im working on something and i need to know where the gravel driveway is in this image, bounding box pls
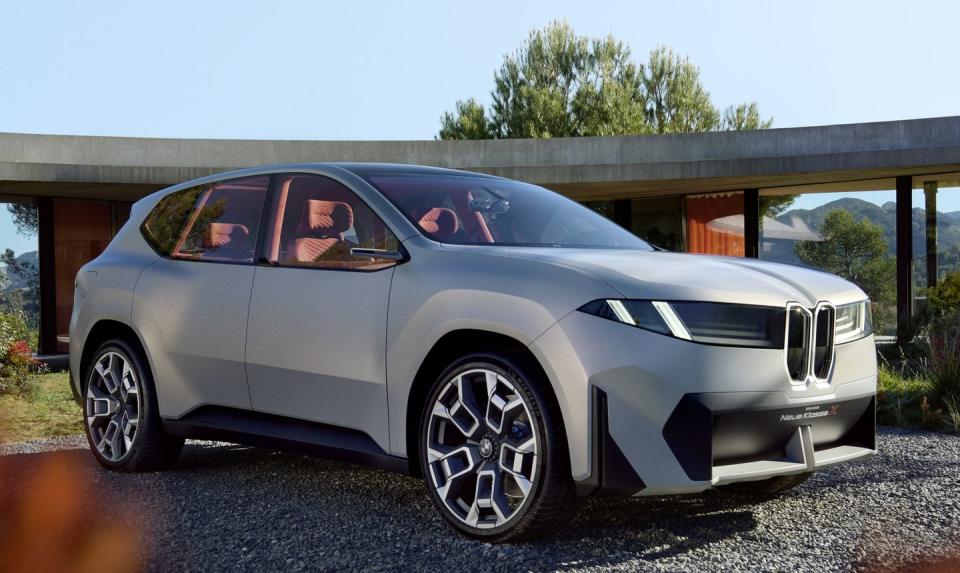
[2,427,959,572]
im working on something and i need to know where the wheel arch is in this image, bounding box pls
[79,320,150,395]
[404,328,562,476]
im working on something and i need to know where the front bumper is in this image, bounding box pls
[530,310,878,496]
[663,392,875,486]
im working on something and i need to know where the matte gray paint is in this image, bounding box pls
[532,310,876,487]
[70,164,878,494]
[245,265,395,452]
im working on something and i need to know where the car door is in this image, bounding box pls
[244,172,403,452]
[134,175,270,417]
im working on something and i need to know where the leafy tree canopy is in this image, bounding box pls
[795,209,896,312]
[439,20,772,139]
[7,203,38,237]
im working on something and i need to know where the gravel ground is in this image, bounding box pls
[2,427,959,572]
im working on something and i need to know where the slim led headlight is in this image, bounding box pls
[833,300,873,344]
[578,299,787,349]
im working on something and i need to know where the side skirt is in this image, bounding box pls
[162,406,409,475]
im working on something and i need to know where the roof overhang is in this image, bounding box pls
[1,116,958,201]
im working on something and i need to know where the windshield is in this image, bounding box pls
[363,173,652,250]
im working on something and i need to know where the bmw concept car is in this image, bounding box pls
[71,164,877,541]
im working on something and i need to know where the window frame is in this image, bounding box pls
[359,171,653,250]
[256,171,408,273]
[140,174,273,267]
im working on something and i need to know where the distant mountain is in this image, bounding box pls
[767,198,960,268]
[0,250,38,292]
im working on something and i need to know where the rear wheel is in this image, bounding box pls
[718,472,812,496]
[419,352,577,542]
[83,339,183,471]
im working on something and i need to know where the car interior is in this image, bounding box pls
[173,177,268,262]
[264,174,398,270]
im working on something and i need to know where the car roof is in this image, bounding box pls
[335,163,504,180]
[135,162,507,239]
[179,162,507,186]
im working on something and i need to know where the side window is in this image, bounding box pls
[142,175,269,263]
[264,173,400,271]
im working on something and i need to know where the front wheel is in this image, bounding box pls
[83,339,183,471]
[419,352,577,542]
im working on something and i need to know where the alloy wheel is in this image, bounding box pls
[426,368,539,529]
[85,351,141,462]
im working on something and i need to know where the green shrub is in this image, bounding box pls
[0,311,46,397]
[876,364,941,429]
[927,312,960,405]
[944,396,960,433]
[928,270,960,316]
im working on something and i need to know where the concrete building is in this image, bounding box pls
[2,115,959,354]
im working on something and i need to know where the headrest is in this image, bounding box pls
[418,208,459,240]
[203,223,249,248]
[296,200,354,237]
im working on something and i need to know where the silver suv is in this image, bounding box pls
[71,164,877,542]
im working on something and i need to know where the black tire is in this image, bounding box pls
[419,351,578,542]
[82,339,183,472]
[717,472,812,496]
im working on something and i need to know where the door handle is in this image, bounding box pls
[350,248,405,261]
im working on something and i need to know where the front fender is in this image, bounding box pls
[384,239,620,459]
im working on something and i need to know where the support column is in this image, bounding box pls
[924,181,938,289]
[895,176,913,344]
[37,197,57,356]
[743,189,760,258]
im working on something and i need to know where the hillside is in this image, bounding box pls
[767,198,960,268]
[0,250,38,292]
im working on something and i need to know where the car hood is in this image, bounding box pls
[491,248,868,308]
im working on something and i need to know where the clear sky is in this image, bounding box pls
[0,211,35,256]
[0,0,957,243]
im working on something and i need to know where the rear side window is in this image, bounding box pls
[142,175,269,263]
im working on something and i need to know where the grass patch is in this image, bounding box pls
[0,371,82,443]
[877,365,952,431]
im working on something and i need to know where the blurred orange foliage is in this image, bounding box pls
[0,450,142,573]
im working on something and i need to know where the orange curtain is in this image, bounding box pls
[685,192,745,256]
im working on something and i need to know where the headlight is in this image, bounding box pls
[578,299,786,348]
[834,300,872,344]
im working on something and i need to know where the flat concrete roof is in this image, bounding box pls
[1,116,959,202]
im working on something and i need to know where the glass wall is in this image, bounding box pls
[686,192,745,256]
[913,177,960,316]
[0,200,40,349]
[629,196,684,251]
[759,185,898,337]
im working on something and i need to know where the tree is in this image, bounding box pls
[438,99,492,140]
[722,102,774,131]
[643,46,718,134]
[7,203,38,237]
[795,209,896,329]
[438,21,772,140]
